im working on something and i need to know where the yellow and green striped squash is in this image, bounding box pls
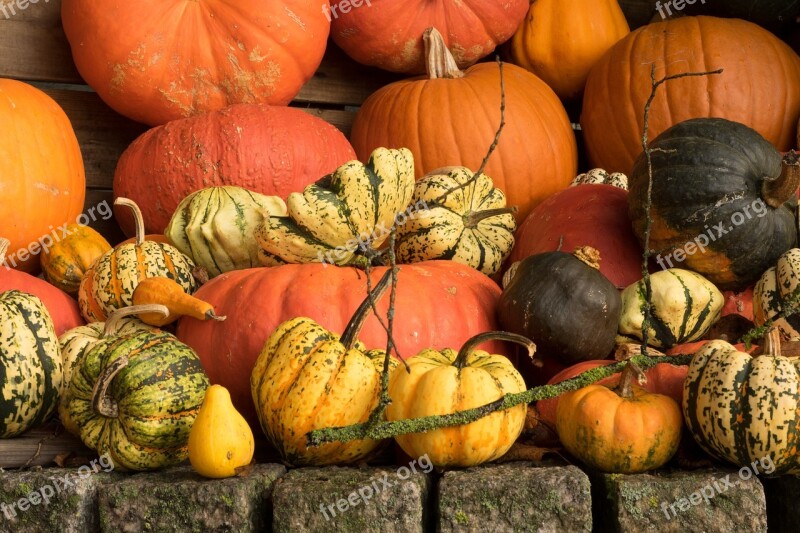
[754,248,800,340]
[255,147,415,266]
[619,268,723,348]
[683,339,800,474]
[0,290,63,438]
[251,316,396,466]
[165,186,287,277]
[395,166,516,275]
[65,329,209,471]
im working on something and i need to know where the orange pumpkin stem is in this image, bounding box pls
[92,355,129,418]
[423,28,465,80]
[114,197,146,245]
[616,362,647,399]
[454,332,536,370]
[573,246,601,270]
[0,237,9,264]
[102,304,169,336]
[763,150,800,209]
[340,269,393,350]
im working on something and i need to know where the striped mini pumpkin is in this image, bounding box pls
[78,198,196,323]
[65,329,209,471]
[619,268,723,348]
[0,290,63,438]
[683,337,800,474]
[754,248,800,340]
[395,167,516,276]
[165,186,286,277]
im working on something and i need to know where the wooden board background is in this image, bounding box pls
[0,0,795,244]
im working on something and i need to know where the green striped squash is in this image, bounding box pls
[0,290,63,438]
[255,147,415,266]
[78,198,197,323]
[754,248,800,340]
[395,167,516,276]
[619,268,723,348]
[683,338,800,474]
[165,186,286,277]
[65,329,209,471]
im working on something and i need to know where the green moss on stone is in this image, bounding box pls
[455,510,470,525]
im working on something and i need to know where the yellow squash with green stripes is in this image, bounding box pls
[754,248,800,340]
[64,327,209,471]
[250,271,398,465]
[683,332,800,474]
[619,268,723,348]
[0,290,63,438]
[165,186,287,277]
[255,147,415,267]
[395,167,516,276]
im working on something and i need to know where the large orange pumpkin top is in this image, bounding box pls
[0,79,85,273]
[581,16,800,173]
[61,0,330,126]
[330,0,529,74]
[351,28,578,223]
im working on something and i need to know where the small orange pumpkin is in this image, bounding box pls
[132,277,225,326]
[40,224,111,296]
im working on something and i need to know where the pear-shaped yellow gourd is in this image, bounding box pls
[188,385,254,478]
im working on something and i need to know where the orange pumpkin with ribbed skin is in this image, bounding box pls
[0,79,85,273]
[330,1,528,74]
[581,16,800,173]
[0,238,84,336]
[114,104,356,236]
[537,360,687,428]
[556,365,682,473]
[40,225,111,296]
[351,28,577,223]
[508,0,629,100]
[61,0,330,126]
[176,261,504,427]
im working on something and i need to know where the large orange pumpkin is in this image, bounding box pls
[508,0,630,100]
[176,261,504,426]
[330,1,528,74]
[350,28,578,223]
[581,16,800,173]
[61,0,330,126]
[113,104,356,236]
[0,79,85,273]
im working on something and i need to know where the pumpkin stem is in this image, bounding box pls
[616,362,646,399]
[103,304,169,336]
[91,355,129,418]
[762,150,800,209]
[114,197,146,245]
[340,269,393,350]
[573,246,601,270]
[502,261,521,289]
[465,206,518,228]
[0,238,8,265]
[423,27,465,80]
[762,327,782,357]
[454,332,536,370]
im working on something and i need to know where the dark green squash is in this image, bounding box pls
[628,118,799,291]
[498,246,622,365]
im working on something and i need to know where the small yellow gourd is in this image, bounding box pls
[188,385,255,479]
[132,276,225,326]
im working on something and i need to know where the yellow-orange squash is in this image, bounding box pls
[387,332,531,467]
[132,277,225,327]
[557,364,682,473]
[509,0,630,100]
[40,224,111,296]
[189,385,254,479]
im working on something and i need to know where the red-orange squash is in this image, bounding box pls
[61,0,330,126]
[176,261,504,426]
[0,79,85,273]
[536,360,688,427]
[581,16,800,173]
[351,28,577,223]
[508,184,642,289]
[113,104,356,236]
[331,1,529,74]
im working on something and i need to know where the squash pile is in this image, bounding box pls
[4,0,800,484]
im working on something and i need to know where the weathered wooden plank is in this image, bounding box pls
[83,188,124,244]
[0,421,93,469]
